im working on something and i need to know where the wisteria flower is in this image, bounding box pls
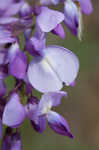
[27,46,79,93]
[25,91,74,138]
[8,43,27,79]
[2,93,26,128]
[36,7,64,32]
[0,0,93,149]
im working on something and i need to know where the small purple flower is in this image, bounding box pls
[10,132,22,150]
[52,24,66,39]
[1,128,12,150]
[0,0,24,17]
[8,43,27,79]
[2,93,26,128]
[25,24,46,56]
[64,0,80,37]
[27,46,79,93]
[19,2,32,18]
[0,48,8,65]
[26,36,46,56]
[79,0,93,15]
[36,7,64,32]
[25,97,46,133]
[2,128,22,150]
[0,26,16,45]
[36,91,74,138]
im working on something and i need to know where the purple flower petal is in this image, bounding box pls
[11,132,22,150]
[28,46,79,92]
[0,26,16,45]
[27,56,62,93]
[0,49,8,65]
[0,17,19,25]
[38,91,67,115]
[8,43,27,79]
[44,46,79,86]
[26,36,46,56]
[36,7,64,32]
[0,80,6,97]
[47,110,74,138]
[25,98,38,121]
[64,0,79,35]
[40,0,60,5]
[25,97,46,133]
[1,128,12,150]
[52,24,66,39]
[80,0,93,15]
[0,0,24,17]
[0,119,2,138]
[31,115,47,133]
[19,2,32,17]
[24,28,32,41]
[2,93,26,128]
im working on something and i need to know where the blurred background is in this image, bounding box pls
[3,0,99,150]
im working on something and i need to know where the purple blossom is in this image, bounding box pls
[0,0,23,17]
[64,0,80,37]
[52,24,66,39]
[79,0,93,15]
[8,43,27,79]
[19,2,32,17]
[36,91,74,138]
[1,128,22,150]
[27,46,79,93]
[25,96,46,133]
[36,7,64,32]
[2,93,26,128]
[0,0,93,148]
[0,26,16,45]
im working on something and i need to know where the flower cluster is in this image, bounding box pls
[0,0,93,149]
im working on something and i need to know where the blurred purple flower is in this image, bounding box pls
[2,128,22,150]
[79,0,93,15]
[0,0,23,17]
